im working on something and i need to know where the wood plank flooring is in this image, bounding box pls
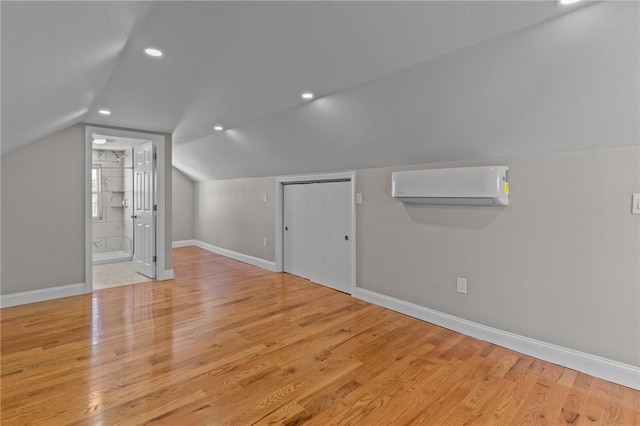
[2,246,639,425]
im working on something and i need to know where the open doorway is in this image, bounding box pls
[84,126,171,292]
[91,134,149,289]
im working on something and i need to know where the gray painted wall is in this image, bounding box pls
[356,147,640,366]
[193,147,640,366]
[1,124,173,295]
[1,125,86,294]
[172,167,195,241]
[195,177,275,261]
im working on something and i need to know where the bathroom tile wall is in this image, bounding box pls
[123,149,134,255]
[92,150,131,254]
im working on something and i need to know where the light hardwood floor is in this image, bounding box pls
[2,247,639,425]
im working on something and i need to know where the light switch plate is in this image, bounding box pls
[633,194,640,215]
[356,193,363,204]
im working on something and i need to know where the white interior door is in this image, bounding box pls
[283,183,309,279]
[283,180,352,293]
[307,181,352,293]
[133,141,155,278]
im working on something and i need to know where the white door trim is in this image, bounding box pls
[84,126,168,293]
[275,171,357,295]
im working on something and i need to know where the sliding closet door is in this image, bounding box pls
[283,183,310,279]
[283,181,352,294]
[307,181,352,293]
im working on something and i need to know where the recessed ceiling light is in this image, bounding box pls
[558,0,581,5]
[144,48,163,57]
[93,138,107,145]
[301,92,314,100]
[98,109,111,115]
[213,125,224,132]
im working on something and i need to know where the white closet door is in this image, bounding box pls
[283,180,352,294]
[307,181,352,293]
[283,183,310,279]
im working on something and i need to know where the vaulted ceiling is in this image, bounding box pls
[2,1,602,180]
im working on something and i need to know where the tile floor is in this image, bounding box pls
[93,261,153,290]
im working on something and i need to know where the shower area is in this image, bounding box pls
[92,148,134,265]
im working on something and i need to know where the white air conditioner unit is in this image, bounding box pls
[391,166,509,206]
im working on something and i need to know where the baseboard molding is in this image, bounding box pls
[157,269,175,280]
[194,240,277,272]
[353,287,640,391]
[1,283,86,309]
[172,239,276,272]
[172,240,198,248]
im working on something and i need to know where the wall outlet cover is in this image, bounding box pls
[456,277,467,294]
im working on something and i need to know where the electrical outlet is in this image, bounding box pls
[263,238,268,247]
[456,277,467,294]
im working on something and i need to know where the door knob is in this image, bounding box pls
[131,215,138,219]
[344,235,349,241]
[285,226,288,231]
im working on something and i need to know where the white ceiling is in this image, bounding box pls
[2,1,590,180]
[91,134,150,151]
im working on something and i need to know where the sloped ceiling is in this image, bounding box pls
[2,1,594,180]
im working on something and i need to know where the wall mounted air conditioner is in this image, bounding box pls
[391,166,509,206]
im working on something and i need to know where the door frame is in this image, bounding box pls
[274,171,356,295]
[84,125,169,293]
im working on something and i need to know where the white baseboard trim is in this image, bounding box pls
[195,240,277,272]
[157,269,175,280]
[1,283,86,309]
[353,287,640,390]
[172,240,198,248]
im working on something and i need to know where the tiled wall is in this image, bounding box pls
[123,149,134,254]
[92,150,133,255]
